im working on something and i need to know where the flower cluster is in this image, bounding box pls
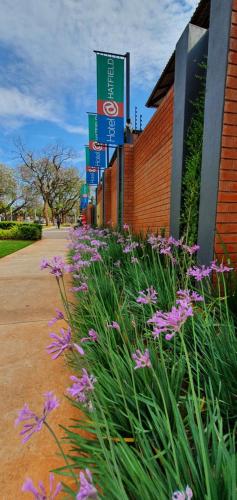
[67,369,96,410]
[47,327,84,359]
[123,241,139,253]
[132,349,151,369]
[81,329,98,343]
[40,256,67,278]
[136,286,158,305]
[76,469,98,500]
[107,321,120,330]
[172,485,193,500]
[15,392,59,443]
[22,473,62,499]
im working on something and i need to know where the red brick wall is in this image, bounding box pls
[104,168,111,225]
[97,183,103,226]
[132,86,174,234]
[215,0,237,264]
[110,159,117,227]
[86,204,94,225]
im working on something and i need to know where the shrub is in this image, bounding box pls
[0,221,42,240]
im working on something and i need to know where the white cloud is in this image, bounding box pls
[0,86,87,134]
[0,0,200,129]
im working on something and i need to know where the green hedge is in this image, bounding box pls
[0,221,42,240]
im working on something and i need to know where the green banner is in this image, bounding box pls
[97,54,124,102]
[88,114,97,141]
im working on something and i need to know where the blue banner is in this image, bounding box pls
[97,115,124,146]
[85,146,99,185]
[88,114,106,168]
[86,167,98,185]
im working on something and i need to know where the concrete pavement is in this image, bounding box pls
[0,228,81,499]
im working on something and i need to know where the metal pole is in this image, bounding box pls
[107,146,109,168]
[125,52,132,144]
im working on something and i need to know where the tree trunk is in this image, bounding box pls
[43,200,50,226]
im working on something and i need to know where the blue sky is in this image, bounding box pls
[0,0,199,178]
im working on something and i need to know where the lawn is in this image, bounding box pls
[0,240,34,258]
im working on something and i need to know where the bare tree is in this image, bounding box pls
[16,140,80,225]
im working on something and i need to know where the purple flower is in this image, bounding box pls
[70,283,89,293]
[48,308,64,327]
[114,260,121,267]
[123,241,139,253]
[131,256,139,264]
[15,392,59,443]
[136,287,158,305]
[40,256,66,278]
[187,265,212,281]
[74,260,91,270]
[107,321,120,330]
[90,253,102,262]
[22,473,62,499]
[67,369,96,409]
[211,260,233,273]
[168,236,182,247]
[47,327,84,359]
[172,485,193,500]
[148,302,193,341]
[182,244,200,255]
[132,349,151,369]
[76,469,98,500]
[176,290,204,307]
[81,329,98,343]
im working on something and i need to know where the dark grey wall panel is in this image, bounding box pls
[197,0,232,264]
[170,23,208,238]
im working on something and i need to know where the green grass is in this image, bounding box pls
[0,240,34,258]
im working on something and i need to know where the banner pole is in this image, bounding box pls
[107,146,109,168]
[125,52,132,144]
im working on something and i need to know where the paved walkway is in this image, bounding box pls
[0,228,80,499]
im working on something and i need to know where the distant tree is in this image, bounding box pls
[16,141,81,225]
[51,167,82,221]
[0,163,35,219]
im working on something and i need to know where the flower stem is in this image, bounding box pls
[44,421,78,484]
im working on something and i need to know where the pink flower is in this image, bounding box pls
[123,241,139,253]
[48,308,64,327]
[172,485,193,500]
[76,469,98,500]
[187,265,212,281]
[107,321,120,330]
[136,287,158,305]
[22,473,62,499]
[81,329,98,343]
[40,256,67,277]
[182,244,200,255]
[176,290,203,307]
[123,223,129,230]
[70,283,89,293]
[15,392,59,443]
[211,260,233,273]
[90,253,102,262]
[148,301,193,341]
[132,349,151,369]
[47,327,84,359]
[67,369,96,409]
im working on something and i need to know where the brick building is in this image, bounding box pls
[95,0,237,265]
